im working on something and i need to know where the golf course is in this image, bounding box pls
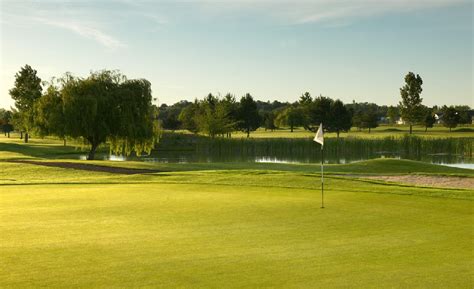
[1,135,473,288]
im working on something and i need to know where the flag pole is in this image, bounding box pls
[313,122,325,209]
[321,143,324,209]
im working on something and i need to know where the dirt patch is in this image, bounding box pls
[360,175,474,189]
[8,160,160,175]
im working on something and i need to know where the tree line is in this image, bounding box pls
[157,72,471,136]
[2,67,472,159]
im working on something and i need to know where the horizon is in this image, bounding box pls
[1,0,472,109]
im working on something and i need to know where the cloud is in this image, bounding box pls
[32,17,125,50]
[196,0,469,25]
[1,1,126,50]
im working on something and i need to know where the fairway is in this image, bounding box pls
[1,154,473,288]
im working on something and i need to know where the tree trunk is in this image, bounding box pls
[246,129,250,138]
[24,132,29,143]
[87,143,99,160]
[7,132,10,138]
[290,125,294,132]
[425,127,427,132]
[20,131,23,139]
[63,138,67,146]
[409,125,413,134]
[337,131,340,138]
[449,127,452,132]
[368,128,371,133]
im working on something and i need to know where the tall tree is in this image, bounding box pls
[352,110,364,131]
[35,81,67,145]
[237,93,260,138]
[386,106,399,125]
[262,111,277,131]
[362,109,378,133]
[221,93,238,137]
[275,105,305,132]
[441,106,460,132]
[327,100,352,138]
[178,102,199,133]
[399,72,423,134]
[61,70,159,160]
[9,64,42,143]
[0,109,13,137]
[422,106,436,132]
[310,95,333,130]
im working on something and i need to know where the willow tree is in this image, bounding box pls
[35,82,67,145]
[61,70,159,160]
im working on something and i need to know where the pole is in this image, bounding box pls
[321,145,324,208]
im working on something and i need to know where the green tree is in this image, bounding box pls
[61,70,158,160]
[352,110,363,131]
[441,106,460,132]
[454,105,471,124]
[309,95,333,131]
[221,93,238,137]
[275,105,305,132]
[262,111,277,131]
[327,100,352,138]
[35,81,67,145]
[386,106,399,125]
[237,93,260,138]
[9,64,43,143]
[194,95,235,138]
[362,109,378,133]
[399,72,423,134]
[422,106,436,132]
[0,109,14,137]
[178,102,199,133]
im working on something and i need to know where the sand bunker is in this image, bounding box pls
[362,175,473,189]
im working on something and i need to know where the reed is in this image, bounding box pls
[154,133,473,164]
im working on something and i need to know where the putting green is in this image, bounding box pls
[1,167,473,288]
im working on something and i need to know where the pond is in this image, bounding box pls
[99,134,473,169]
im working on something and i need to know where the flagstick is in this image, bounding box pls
[321,145,324,209]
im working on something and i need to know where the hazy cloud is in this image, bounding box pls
[33,17,125,49]
[195,0,469,25]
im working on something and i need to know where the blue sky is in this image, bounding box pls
[1,0,472,109]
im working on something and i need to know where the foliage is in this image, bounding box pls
[8,64,43,142]
[422,106,436,132]
[275,105,305,132]
[399,72,424,134]
[178,103,200,133]
[0,109,14,136]
[386,106,399,124]
[237,93,261,137]
[326,100,352,137]
[262,111,277,131]
[35,81,66,141]
[441,106,460,131]
[361,108,379,133]
[60,70,159,159]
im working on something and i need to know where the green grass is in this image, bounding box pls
[229,124,474,139]
[1,138,473,288]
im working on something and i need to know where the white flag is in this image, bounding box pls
[313,123,324,147]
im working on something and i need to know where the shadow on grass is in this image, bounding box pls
[0,142,99,159]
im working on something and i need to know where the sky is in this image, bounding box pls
[0,0,472,109]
